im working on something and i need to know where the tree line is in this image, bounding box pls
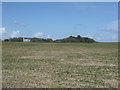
[3,35,96,43]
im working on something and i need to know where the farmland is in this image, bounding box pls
[2,42,118,88]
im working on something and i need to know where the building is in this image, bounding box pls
[23,38,31,42]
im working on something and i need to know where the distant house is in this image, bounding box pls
[23,38,31,42]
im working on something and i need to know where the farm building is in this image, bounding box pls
[23,38,31,42]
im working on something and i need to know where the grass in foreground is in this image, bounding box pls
[2,42,118,88]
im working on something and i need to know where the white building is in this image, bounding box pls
[23,38,31,42]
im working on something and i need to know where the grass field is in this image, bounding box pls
[2,42,118,88]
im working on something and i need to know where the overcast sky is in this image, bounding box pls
[1,2,118,42]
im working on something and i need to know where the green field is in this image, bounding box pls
[2,42,118,88]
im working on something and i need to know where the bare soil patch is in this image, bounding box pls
[20,56,55,59]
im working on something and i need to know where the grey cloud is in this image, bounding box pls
[12,21,27,27]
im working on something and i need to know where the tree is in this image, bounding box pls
[77,35,81,38]
[69,36,73,38]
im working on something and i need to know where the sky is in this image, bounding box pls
[1,2,118,42]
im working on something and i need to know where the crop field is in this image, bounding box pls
[2,42,118,88]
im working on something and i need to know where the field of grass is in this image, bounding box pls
[2,42,118,88]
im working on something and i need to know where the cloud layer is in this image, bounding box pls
[1,20,118,42]
[0,27,6,39]
[34,32,43,38]
[10,30,20,38]
[0,27,5,34]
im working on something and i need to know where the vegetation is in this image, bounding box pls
[2,42,118,88]
[3,35,96,43]
[54,35,95,43]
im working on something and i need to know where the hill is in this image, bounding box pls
[3,35,96,43]
[54,35,95,43]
